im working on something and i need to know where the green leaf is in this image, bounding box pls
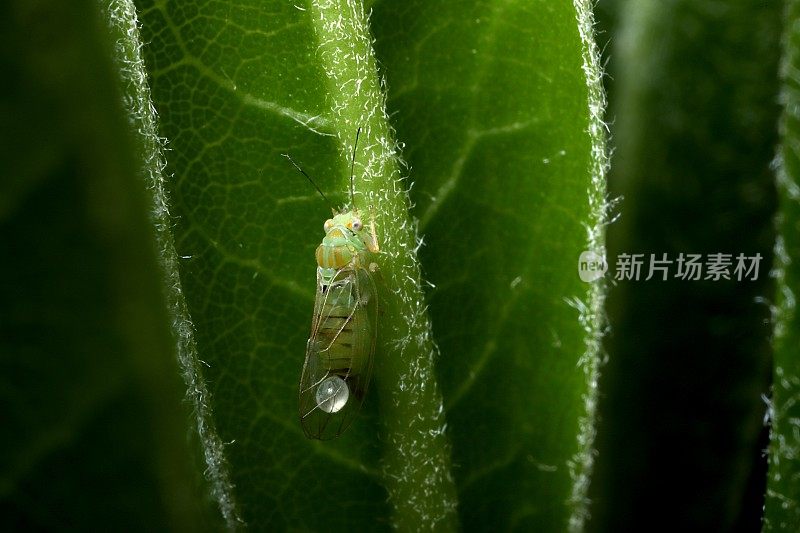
[0,0,207,529]
[371,2,608,530]
[591,1,781,530]
[129,0,607,529]
[764,1,800,529]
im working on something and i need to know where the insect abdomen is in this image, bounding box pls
[314,282,370,377]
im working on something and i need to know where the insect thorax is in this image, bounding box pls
[315,217,371,273]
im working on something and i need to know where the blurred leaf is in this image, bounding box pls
[764,1,800,530]
[0,0,206,530]
[133,0,607,529]
[592,1,781,531]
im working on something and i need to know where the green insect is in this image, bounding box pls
[284,130,379,440]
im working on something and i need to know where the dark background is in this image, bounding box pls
[591,1,781,531]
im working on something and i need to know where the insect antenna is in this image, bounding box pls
[349,127,361,208]
[282,153,333,209]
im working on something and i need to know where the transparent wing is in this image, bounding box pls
[298,265,377,440]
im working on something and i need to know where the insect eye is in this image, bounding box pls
[351,218,362,231]
[324,219,333,231]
